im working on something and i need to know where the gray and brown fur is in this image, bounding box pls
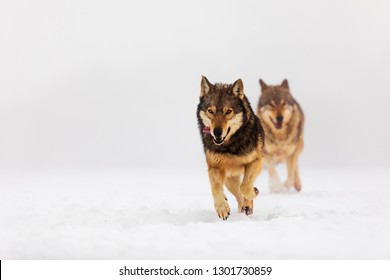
[197,76,264,220]
[257,79,304,192]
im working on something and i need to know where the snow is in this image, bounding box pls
[1,167,389,259]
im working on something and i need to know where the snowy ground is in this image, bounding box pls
[0,167,389,259]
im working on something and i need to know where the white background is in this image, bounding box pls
[1,0,390,260]
[1,0,390,171]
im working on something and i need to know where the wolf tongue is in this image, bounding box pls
[203,126,210,134]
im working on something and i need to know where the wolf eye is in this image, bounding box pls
[226,109,232,115]
[207,109,214,114]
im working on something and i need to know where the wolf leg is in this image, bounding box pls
[294,163,302,191]
[285,152,302,191]
[268,162,283,192]
[285,156,295,189]
[208,167,230,220]
[242,187,259,215]
[240,158,262,215]
[285,140,303,191]
[225,176,244,212]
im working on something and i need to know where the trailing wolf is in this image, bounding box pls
[257,79,304,192]
[197,76,264,220]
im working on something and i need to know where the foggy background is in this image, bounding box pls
[1,0,390,172]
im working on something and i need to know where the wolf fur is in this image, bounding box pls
[197,76,264,220]
[257,79,304,192]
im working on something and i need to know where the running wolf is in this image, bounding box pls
[197,76,264,220]
[257,79,304,192]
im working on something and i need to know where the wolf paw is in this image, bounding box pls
[284,179,294,189]
[270,182,286,193]
[241,206,253,216]
[270,187,284,193]
[215,200,230,221]
[241,197,255,216]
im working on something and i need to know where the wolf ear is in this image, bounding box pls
[259,79,268,89]
[200,76,213,97]
[231,79,244,99]
[281,79,289,89]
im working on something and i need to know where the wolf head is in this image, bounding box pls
[197,76,247,146]
[257,79,295,131]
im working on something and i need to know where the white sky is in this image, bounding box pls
[1,0,390,170]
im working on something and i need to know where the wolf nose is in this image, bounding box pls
[276,115,283,122]
[213,127,223,138]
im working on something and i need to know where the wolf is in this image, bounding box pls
[257,79,304,192]
[197,76,264,220]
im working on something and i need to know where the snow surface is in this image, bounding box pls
[1,167,389,259]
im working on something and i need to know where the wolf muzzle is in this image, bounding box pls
[212,127,230,145]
